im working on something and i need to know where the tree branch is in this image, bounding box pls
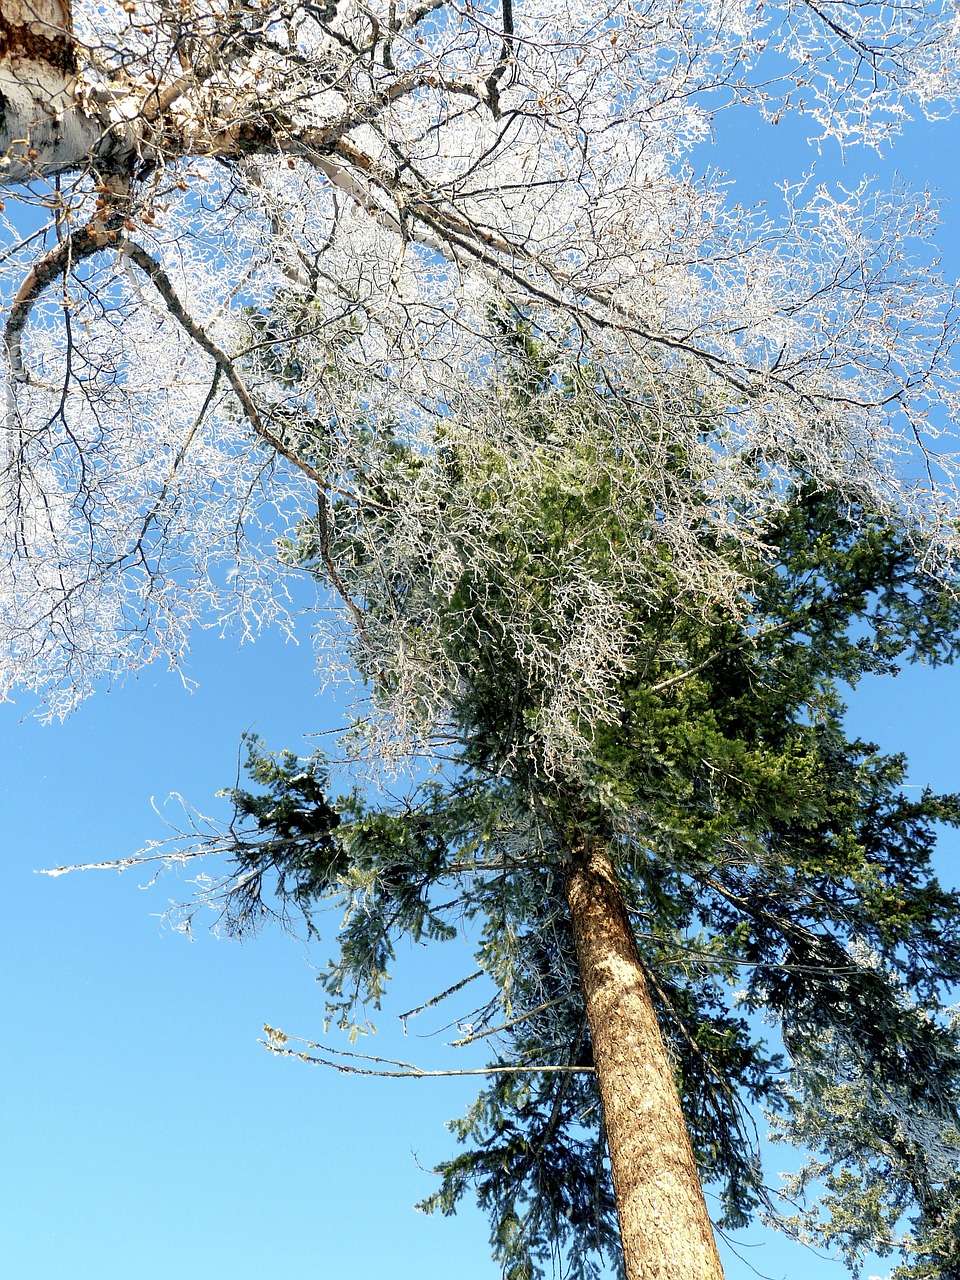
[261,1027,595,1076]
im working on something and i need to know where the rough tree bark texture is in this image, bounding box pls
[565,842,725,1280]
[0,0,104,182]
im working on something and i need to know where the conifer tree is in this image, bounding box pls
[155,332,960,1279]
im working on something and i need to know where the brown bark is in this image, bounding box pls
[0,0,74,71]
[564,841,725,1280]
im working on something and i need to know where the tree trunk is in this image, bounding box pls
[564,841,725,1280]
[0,0,104,183]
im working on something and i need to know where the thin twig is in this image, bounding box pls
[262,1034,594,1077]
[450,994,569,1046]
[398,971,485,1027]
[122,241,372,640]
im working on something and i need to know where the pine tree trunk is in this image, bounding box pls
[564,841,725,1280]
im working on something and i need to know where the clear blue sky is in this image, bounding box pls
[3,102,960,1280]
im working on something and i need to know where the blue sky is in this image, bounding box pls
[3,90,960,1280]
[1,629,499,1279]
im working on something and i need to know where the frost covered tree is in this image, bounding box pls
[70,340,960,1279]
[3,0,960,710]
[10,1,960,1275]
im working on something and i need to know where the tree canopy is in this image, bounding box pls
[2,0,960,709]
[128,342,960,1279]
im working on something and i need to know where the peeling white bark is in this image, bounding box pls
[0,75,103,182]
[0,0,104,181]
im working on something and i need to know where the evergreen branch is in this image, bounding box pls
[647,617,798,695]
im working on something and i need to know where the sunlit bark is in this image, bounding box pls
[0,0,102,181]
[566,841,725,1279]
